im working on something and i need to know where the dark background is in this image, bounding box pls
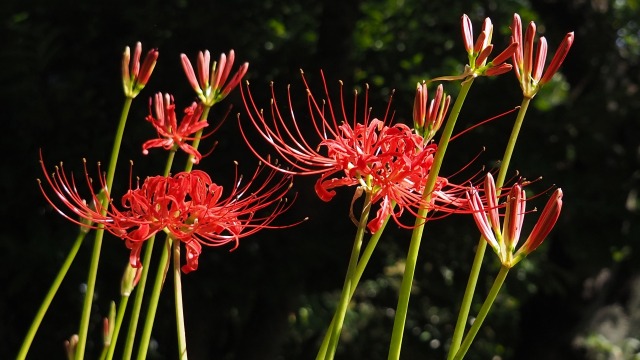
[1,0,639,359]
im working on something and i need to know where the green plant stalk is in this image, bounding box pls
[322,191,373,360]
[173,239,188,359]
[388,77,475,360]
[16,230,88,360]
[121,150,176,360]
[446,240,487,360]
[136,235,172,360]
[446,97,531,359]
[76,97,133,360]
[105,295,130,360]
[183,106,211,173]
[453,266,509,360]
[315,205,394,360]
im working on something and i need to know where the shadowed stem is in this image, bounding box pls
[76,97,133,360]
[446,97,531,359]
[105,295,130,360]
[184,106,211,173]
[16,230,88,360]
[173,239,188,359]
[321,190,373,360]
[388,77,475,360]
[136,236,173,360]
[453,266,509,360]
[315,205,393,360]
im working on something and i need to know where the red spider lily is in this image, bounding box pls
[460,14,516,77]
[413,82,451,141]
[181,49,249,107]
[122,42,159,98]
[240,71,470,233]
[511,13,575,98]
[38,157,296,273]
[142,93,217,164]
[466,173,563,268]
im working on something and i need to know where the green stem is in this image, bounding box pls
[183,106,211,173]
[76,97,133,360]
[322,191,373,360]
[453,266,509,360]
[388,77,475,360]
[446,97,531,359]
[494,98,530,189]
[121,150,176,360]
[446,240,487,360]
[105,295,130,360]
[173,239,188,359]
[136,236,172,360]
[315,206,393,360]
[16,230,88,360]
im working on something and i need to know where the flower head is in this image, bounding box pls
[142,93,211,163]
[413,82,451,141]
[460,14,516,77]
[38,156,296,273]
[122,42,159,98]
[240,71,468,233]
[511,13,575,98]
[181,49,249,107]
[466,173,563,268]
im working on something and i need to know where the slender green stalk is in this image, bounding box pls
[388,78,475,360]
[99,345,108,360]
[453,266,509,360]
[315,206,393,360]
[446,97,531,359]
[494,98,530,189]
[136,236,172,360]
[121,150,176,360]
[322,191,373,360]
[76,97,133,360]
[173,238,188,359]
[105,295,130,360]
[184,107,211,173]
[447,240,487,360]
[16,230,88,360]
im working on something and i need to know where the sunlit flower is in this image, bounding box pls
[240,71,469,233]
[142,93,212,163]
[122,42,159,98]
[460,14,517,77]
[511,13,575,98]
[413,82,451,141]
[181,49,249,107]
[466,173,563,268]
[38,157,295,273]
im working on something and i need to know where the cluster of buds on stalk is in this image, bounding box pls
[181,50,249,107]
[511,14,575,98]
[467,173,563,268]
[413,82,451,141]
[461,14,517,77]
[122,42,159,99]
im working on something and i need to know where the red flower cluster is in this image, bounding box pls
[39,160,294,273]
[240,71,468,233]
[142,93,210,163]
